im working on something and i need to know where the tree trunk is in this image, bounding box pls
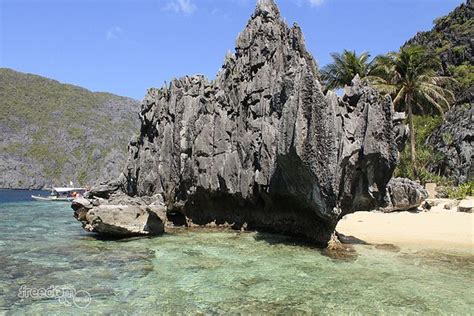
[407,95,416,165]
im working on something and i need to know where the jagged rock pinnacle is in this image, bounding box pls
[77,0,405,246]
[255,0,280,17]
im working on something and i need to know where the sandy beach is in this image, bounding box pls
[337,200,474,254]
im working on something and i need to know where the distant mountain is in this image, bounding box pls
[405,0,473,105]
[0,68,140,189]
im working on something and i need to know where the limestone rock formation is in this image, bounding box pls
[75,0,404,245]
[382,178,429,212]
[72,195,166,236]
[427,105,473,185]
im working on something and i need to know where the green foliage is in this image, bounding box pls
[367,2,469,189]
[447,181,474,199]
[433,15,450,26]
[413,115,443,141]
[462,102,471,109]
[28,143,53,161]
[321,50,372,90]
[370,45,454,114]
[369,46,455,182]
[452,45,466,54]
[394,115,451,185]
[0,142,24,154]
[72,148,83,160]
[441,132,454,146]
[77,170,88,186]
[27,142,69,178]
[68,127,86,140]
[448,63,474,90]
[433,39,451,55]
[412,2,472,88]
[453,18,474,36]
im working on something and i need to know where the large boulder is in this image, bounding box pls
[382,178,429,212]
[72,195,167,237]
[427,105,473,185]
[75,0,404,245]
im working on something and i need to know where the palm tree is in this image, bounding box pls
[321,50,372,90]
[369,45,455,165]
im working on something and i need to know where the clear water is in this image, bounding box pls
[0,190,473,314]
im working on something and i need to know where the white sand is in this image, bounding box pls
[337,202,474,254]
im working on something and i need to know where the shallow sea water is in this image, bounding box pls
[0,190,473,314]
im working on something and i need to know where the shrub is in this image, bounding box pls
[447,181,474,199]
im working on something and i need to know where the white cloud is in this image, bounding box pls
[308,0,324,7]
[106,26,123,40]
[164,0,197,15]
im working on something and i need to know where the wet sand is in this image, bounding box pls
[337,203,474,254]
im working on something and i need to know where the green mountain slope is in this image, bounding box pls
[405,0,473,105]
[0,68,140,189]
[398,1,473,185]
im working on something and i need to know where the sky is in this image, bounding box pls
[0,0,464,100]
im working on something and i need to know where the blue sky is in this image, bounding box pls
[0,0,463,100]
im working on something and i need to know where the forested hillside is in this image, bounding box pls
[0,68,140,189]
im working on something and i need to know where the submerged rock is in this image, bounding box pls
[374,244,401,253]
[74,0,404,245]
[382,178,429,212]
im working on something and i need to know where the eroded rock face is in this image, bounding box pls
[427,105,473,185]
[76,0,404,245]
[382,178,429,212]
[72,195,166,237]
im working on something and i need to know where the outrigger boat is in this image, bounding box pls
[31,187,87,202]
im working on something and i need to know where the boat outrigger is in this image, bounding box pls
[31,187,87,202]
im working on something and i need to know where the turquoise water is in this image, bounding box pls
[0,191,473,314]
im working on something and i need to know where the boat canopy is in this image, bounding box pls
[53,187,86,193]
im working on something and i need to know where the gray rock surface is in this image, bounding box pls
[457,199,474,212]
[78,0,404,245]
[427,105,473,184]
[72,194,166,237]
[383,178,429,212]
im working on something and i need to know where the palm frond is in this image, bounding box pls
[321,50,373,90]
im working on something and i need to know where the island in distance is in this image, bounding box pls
[0,68,140,189]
